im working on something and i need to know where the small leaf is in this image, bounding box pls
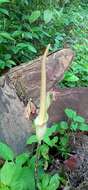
[0,0,9,4]
[48,174,60,190]
[42,174,50,188]
[40,144,49,160]
[0,142,14,161]
[16,153,29,166]
[12,30,22,38]
[4,54,11,60]
[59,121,68,130]
[0,60,5,69]
[44,125,57,138]
[6,60,16,68]
[50,136,58,147]
[0,32,14,41]
[27,44,37,53]
[79,124,88,131]
[60,136,69,146]
[0,8,9,16]
[43,136,52,146]
[64,72,79,82]
[71,122,78,131]
[29,10,41,23]
[13,43,37,53]
[74,115,85,123]
[26,135,37,144]
[44,9,53,24]
[23,32,33,39]
[65,108,76,119]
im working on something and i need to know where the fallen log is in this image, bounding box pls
[48,87,88,124]
[0,48,74,154]
[8,48,74,105]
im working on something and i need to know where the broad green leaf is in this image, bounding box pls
[29,10,41,23]
[26,135,37,144]
[0,142,14,161]
[44,9,53,24]
[0,32,14,41]
[0,161,21,186]
[0,161,35,190]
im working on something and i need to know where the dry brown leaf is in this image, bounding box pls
[24,99,36,119]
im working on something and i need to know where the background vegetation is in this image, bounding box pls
[0,0,88,87]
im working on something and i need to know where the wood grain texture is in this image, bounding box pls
[8,48,74,104]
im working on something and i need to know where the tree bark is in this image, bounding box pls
[0,48,74,154]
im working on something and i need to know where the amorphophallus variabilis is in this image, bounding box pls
[34,44,52,142]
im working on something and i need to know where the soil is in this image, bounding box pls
[68,134,88,190]
[50,134,88,190]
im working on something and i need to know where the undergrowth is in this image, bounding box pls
[0,108,88,190]
[0,1,88,87]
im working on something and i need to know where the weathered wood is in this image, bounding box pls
[48,88,88,124]
[0,48,74,154]
[0,81,32,154]
[8,48,74,105]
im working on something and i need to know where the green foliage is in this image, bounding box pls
[65,108,88,131]
[0,161,35,190]
[27,108,88,160]
[29,10,41,23]
[38,173,61,190]
[0,0,88,86]
[44,9,53,23]
[27,135,37,144]
[60,4,88,87]
[0,108,88,190]
[0,139,63,190]
[0,142,14,161]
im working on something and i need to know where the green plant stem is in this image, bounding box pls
[35,142,41,190]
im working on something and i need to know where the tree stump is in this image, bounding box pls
[0,48,75,154]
